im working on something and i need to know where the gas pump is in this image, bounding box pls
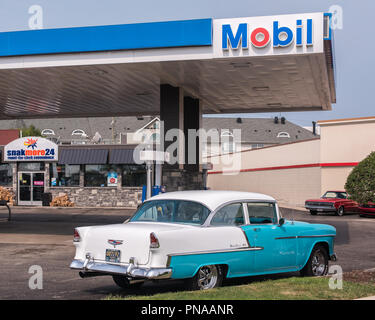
[140,151,169,201]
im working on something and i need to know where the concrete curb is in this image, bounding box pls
[355,296,375,300]
[279,204,306,211]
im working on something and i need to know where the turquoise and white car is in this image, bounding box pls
[70,190,337,290]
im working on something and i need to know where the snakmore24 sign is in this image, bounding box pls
[4,136,58,162]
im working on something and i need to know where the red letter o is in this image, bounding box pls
[251,28,270,48]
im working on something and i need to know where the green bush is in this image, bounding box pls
[345,152,375,204]
[20,125,41,137]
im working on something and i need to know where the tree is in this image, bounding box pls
[345,152,375,204]
[20,125,42,137]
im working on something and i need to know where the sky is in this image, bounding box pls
[0,0,373,126]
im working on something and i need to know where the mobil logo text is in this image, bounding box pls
[222,19,313,50]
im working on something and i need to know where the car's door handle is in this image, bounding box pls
[253,228,261,232]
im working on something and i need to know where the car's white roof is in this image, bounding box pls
[147,190,276,211]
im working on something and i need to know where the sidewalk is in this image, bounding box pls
[355,296,375,300]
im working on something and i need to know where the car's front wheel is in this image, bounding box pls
[185,265,224,290]
[336,206,345,216]
[112,275,144,290]
[300,245,329,277]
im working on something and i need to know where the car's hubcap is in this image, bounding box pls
[197,265,218,290]
[311,250,326,276]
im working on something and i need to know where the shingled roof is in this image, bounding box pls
[0,116,155,141]
[0,116,317,145]
[202,117,317,144]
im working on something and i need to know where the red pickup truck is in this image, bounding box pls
[305,191,359,216]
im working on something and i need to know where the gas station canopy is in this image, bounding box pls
[0,12,335,119]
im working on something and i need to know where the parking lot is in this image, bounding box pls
[0,206,374,300]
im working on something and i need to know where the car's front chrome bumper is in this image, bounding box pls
[305,205,336,212]
[330,253,337,261]
[70,259,172,280]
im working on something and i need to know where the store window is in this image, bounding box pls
[50,164,80,187]
[122,164,146,187]
[0,164,12,186]
[84,165,118,187]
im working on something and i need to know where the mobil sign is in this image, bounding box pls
[4,136,58,162]
[214,12,326,57]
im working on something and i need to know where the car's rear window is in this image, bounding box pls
[130,200,211,225]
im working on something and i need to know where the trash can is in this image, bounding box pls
[141,185,147,202]
[152,185,161,196]
[42,193,52,206]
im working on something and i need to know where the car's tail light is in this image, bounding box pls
[150,232,160,248]
[73,229,81,242]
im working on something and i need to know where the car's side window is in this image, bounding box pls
[247,202,277,224]
[337,192,347,199]
[211,203,245,226]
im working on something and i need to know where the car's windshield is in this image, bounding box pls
[130,200,211,225]
[322,191,347,199]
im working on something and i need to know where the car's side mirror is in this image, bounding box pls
[278,218,285,226]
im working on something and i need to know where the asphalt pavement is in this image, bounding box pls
[0,206,373,300]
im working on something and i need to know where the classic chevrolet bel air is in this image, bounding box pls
[70,191,337,290]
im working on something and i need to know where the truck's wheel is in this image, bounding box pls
[300,245,329,277]
[112,275,144,289]
[185,265,224,291]
[336,206,345,216]
[310,210,317,215]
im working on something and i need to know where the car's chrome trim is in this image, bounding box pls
[167,246,264,258]
[275,236,298,240]
[70,259,172,280]
[297,234,336,238]
[275,234,336,240]
[240,228,252,247]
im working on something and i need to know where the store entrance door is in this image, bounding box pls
[18,172,45,206]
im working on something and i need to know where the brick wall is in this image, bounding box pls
[48,187,142,208]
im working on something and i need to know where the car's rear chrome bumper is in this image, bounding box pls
[70,259,172,280]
